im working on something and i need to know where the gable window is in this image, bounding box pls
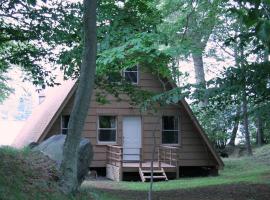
[162,116,179,144]
[98,116,117,143]
[123,65,138,84]
[61,115,70,135]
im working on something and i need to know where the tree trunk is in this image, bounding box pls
[256,115,264,147]
[192,51,206,86]
[60,0,97,194]
[228,106,241,146]
[192,51,208,105]
[242,92,252,156]
[148,126,156,200]
[148,115,161,200]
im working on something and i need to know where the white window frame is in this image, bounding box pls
[61,115,70,135]
[97,115,117,144]
[161,116,179,145]
[123,65,139,85]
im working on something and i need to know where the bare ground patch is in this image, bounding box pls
[94,184,270,200]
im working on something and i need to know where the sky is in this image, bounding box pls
[0,67,64,146]
[0,68,38,145]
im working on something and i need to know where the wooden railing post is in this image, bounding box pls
[139,148,142,168]
[163,149,166,163]
[158,146,161,168]
[120,147,123,167]
[170,148,172,165]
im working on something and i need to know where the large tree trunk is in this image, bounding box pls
[60,0,97,194]
[256,115,264,147]
[228,106,241,146]
[242,92,252,156]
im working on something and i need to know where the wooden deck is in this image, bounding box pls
[107,145,179,174]
[122,161,176,172]
[123,161,175,168]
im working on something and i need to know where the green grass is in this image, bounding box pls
[84,144,270,192]
[1,145,270,200]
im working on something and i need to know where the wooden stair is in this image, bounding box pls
[139,167,168,182]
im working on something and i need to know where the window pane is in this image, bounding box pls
[62,115,70,128]
[162,131,178,144]
[99,130,116,142]
[124,71,137,83]
[163,116,178,130]
[99,116,116,128]
[62,129,68,135]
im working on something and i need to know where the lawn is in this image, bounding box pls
[81,145,270,199]
[0,145,269,200]
[82,145,270,192]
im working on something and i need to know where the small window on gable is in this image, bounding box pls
[123,65,138,84]
[162,116,179,144]
[61,115,70,135]
[98,116,117,143]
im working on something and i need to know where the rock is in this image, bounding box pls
[33,134,93,184]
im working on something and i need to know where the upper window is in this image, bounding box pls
[98,116,117,143]
[61,115,70,135]
[123,65,138,84]
[162,116,179,144]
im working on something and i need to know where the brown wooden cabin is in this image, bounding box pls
[13,66,224,182]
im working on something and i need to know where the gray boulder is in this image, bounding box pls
[33,134,93,184]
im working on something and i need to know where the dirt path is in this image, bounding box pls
[95,184,270,200]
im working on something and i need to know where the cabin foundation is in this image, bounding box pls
[106,164,122,181]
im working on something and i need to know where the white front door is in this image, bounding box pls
[123,116,142,161]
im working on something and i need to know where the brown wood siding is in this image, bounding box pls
[45,117,61,139]
[46,71,218,168]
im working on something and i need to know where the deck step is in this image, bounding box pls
[143,176,167,179]
[139,167,168,182]
[141,170,164,173]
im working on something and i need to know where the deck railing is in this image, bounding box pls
[107,145,143,167]
[107,145,123,167]
[158,145,179,167]
[107,145,179,168]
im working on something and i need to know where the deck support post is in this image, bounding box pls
[139,148,142,168]
[158,147,161,168]
[176,162,179,179]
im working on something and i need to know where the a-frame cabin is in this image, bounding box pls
[13,66,224,181]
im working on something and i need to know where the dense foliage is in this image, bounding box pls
[1,0,270,152]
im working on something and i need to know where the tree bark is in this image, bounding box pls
[192,51,208,106]
[228,106,241,146]
[192,51,206,86]
[256,115,264,147]
[60,0,97,194]
[242,92,252,156]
